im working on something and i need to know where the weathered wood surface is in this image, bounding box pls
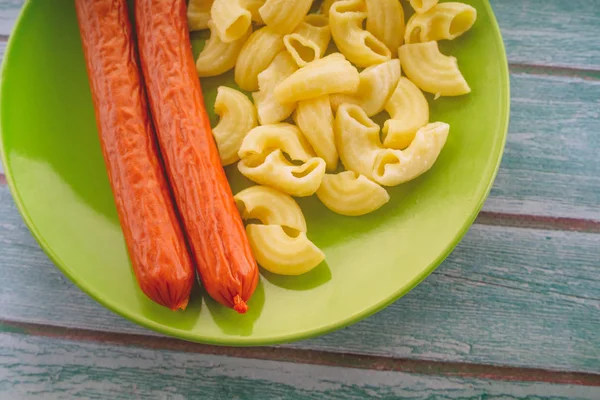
[2,185,599,373]
[1,331,599,400]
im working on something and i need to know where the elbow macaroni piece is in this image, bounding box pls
[246,224,325,275]
[330,59,401,117]
[284,14,332,67]
[316,171,390,216]
[252,52,298,125]
[405,2,477,44]
[238,124,326,196]
[235,27,285,91]
[234,185,307,232]
[293,95,339,171]
[196,21,251,77]
[365,0,405,57]
[243,0,267,24]
[238,150,326,197]
[398,41,470,97]
[373,122,449,186]
[211,0,253,43]
[409,0,438,14]
[329,0,391,68]
[212,86,258,166]
[334,103,382,180]
[187,0,214,31]
[274,53,360,104]
[259,0,313,34]
[383,77,429,150]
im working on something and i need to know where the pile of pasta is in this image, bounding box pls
[188,0,477,276]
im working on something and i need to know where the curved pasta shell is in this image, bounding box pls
[334,104,382,180]
[252,52,298,125]
[235,27,285,91]
[317,171,390,216]
[211,0,253,43]
[238,123,314,162]
[284,14,331,67]
[373,122,449,186]
[234,186,307,232]
[243,0,267,24]
[196,21,252,77]
[409,0,438,14]
[213,86,258,166]
[238,150,326,197]
[259,0,313,34]
[274,53,360,104]
[365,0,405,56]
[329,0,391,67]
[246,225,325,275]
[293,95,339,171]
[382,77,429,150]
[405,2,477,44]
[330,59,401,117]
[187,0,214,31]
[398,41,470,97]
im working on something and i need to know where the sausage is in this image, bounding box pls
[75,0,195,310]
[134,0,259,313]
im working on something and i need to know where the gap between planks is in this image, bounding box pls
[2,319,600,387]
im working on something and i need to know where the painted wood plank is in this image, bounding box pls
[1,332,599,400]
[1,186,599,373]
[492,0,600,70]
[0,1,598,69]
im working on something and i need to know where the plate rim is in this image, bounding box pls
[0,0,510,346]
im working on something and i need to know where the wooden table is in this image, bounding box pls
[1,1,599,398]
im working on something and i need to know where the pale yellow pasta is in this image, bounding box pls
[330,59,401,117]
[238,150,326,197]
[274,53,360,104]
[334,103,382,179]
[238,124,326,196]
[398,41,470,97]
[212,87,258,166]
[246,225,325,275]
[409,0,438,14]
[196,21,251,77]
[235,27,285,91]
[211,0,253,43]
[316,171,390,216]
[187,0,214,31]
[293,95,339,171]
[329,0,391,67]
[373,122,449,186]
[405,2,477,44]
[382,77,429,150]
[365,0,405,57]
[238,123,314,162]
[284,14,331,67]
[242,0,267,24]
[234,185,307,232]
[252,52,298,125]
[259,0,313,34]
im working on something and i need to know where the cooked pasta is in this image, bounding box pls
[398,41,470,97]
[405,2,477,44]
[329,0,391,67]
[259,0,314,34]
[252,52,298,125]
[284,14,331,67]
[235,26,285,91]
[365,0,405,57]
[274,52,360,104]
[195,21,251,77]
[211,0,253,43]
[316,171,390,216]
[212,86,258,166]
[409,0,438,14]
[187,0,214,31]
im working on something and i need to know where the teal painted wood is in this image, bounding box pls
[1,186,599,373]
[0,1,599,68]
[1,332,599,400]
[492,0,600,70]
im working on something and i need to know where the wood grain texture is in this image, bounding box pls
[0,0,21,37]
[1,186,599,373]
[1,332,600,400]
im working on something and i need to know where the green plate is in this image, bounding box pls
[0,0,509,345]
